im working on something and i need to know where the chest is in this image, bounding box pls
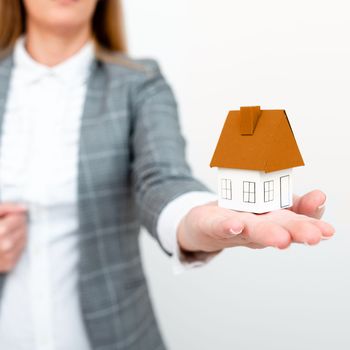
[0,74,87,205]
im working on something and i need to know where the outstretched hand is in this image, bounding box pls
[177,190,335,253]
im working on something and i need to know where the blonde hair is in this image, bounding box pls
[0,0,127,53]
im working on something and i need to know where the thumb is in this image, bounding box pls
[0,203,28,216]
[291,190,326,219]
[200,208,245,239]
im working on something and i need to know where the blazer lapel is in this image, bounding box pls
[0,52,13,296]
[0,53,13,151]
[77,60,108,236]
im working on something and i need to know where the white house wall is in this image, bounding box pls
[260,169,293,212]
[218,168,261,212]
[218,168,293,213]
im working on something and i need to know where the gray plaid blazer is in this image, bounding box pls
[0,48,208,350]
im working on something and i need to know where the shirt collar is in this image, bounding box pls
[13,36,95,86]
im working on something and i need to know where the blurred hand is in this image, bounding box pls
[0,203,28,273]
[177,190,335,253]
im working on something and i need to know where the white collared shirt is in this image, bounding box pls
[0,38,216,350]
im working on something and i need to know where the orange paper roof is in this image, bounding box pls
[210,107,305,173]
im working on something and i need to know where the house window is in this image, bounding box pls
[264,180,274,202]
[243,181,256,203]
[221,179,232,200]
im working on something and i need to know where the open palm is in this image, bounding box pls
[177,190,334,253]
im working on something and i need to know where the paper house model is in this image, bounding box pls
[210,106,304,213]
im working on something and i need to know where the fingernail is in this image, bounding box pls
[321,233,334,240]
[229,227,243,235]
[317,203,326,216]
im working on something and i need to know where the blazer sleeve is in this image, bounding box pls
[130,59,210,250]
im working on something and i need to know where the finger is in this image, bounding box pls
[283,220,322,245]
[206,215,245,239]
[0,203,28,217]
[246,243,265,249]
[224,236,266,249]
[0,213,27,236]
[309,219,335,239]
[193,206,246,239]
[0,232,26,272]
[291,190,326,219]
[246,222,292,249]
[0,226,26,253]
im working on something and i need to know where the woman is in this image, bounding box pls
[0,0,334,349]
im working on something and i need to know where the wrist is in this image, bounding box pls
[176,218,222,266]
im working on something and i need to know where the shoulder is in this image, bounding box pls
[95,48,162,81]
[0,47,13,63]
[0,48,14,75]
[94,47,174,105]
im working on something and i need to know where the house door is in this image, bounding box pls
[280,175,290,208]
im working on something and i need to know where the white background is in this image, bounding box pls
[124,1,350,349]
